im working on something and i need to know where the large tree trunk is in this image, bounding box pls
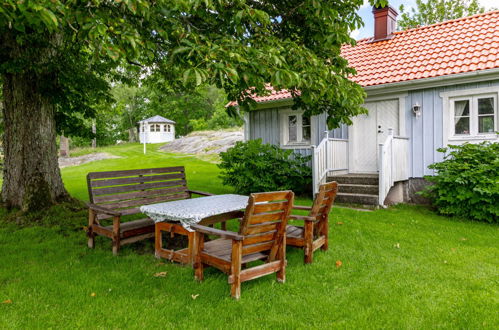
[2,72,69,211]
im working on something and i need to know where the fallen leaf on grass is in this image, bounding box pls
[153,271,167,278]
[460,238,467,241]
[335,260,342,268]
[90,293,96,297]
[336,222,344,225]
[191,294,199,300]
[2,299,12,304]
[394,243,400,249]
[156,262,165,266]
[82,226,88,231]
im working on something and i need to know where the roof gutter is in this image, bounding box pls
[364,68,499,96]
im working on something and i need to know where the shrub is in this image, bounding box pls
[421,142,499,223]
[218,139,311,195]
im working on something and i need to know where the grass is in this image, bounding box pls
[1,143,498,328]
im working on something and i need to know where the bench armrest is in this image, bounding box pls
[188,190,214,196]
[289,215,318,222]
[87,203,121,217]
[191,224,243,241]
[293,205,312,211]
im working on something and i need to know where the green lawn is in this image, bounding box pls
[1,144,498,328]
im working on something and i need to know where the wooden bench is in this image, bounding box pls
[86,166,213,255]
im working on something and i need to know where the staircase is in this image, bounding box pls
[327,174,379,206]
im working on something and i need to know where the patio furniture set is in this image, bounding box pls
[86,166,338,299]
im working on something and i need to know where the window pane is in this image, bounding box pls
[302,116,311,142]
[478,98,494,115]
[288,116,297,142]
[479,116,495,133]
[454,100,469,116]
[302,126,311,142]
[454,117,470,134]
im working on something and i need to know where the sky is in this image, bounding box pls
[353,0,498,40]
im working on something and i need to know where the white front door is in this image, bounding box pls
[350,100,399,173]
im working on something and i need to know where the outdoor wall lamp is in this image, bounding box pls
[412,102,422,117]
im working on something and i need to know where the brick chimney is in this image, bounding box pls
[372,5,398,42]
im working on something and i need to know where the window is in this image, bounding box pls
[150,124,161,132]
[451,94,497,137]
[280,111,312,146]
[167,125,171,132]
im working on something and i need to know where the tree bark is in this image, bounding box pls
[2,72,69,211]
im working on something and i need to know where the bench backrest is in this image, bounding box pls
[87,166,190,219]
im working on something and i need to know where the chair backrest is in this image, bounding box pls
[239,191,294,260]
[309,181,338,221]
[87,166,190,219]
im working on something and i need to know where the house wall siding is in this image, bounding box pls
[404,79,499,178]
[249,108,348,146]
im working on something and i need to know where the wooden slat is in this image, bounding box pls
[242,241,273,255]
[245,223,278,235]
[90,173,185,187]
[312,236,326,251]
[253,201,287,213]
[248,211,284,224]
[87,166,185,179]
[94,186,187,203]
[92,180,186,195]
[102,192,190,210]
[252,191,292,202]
[243,232,276,246]
[97,207,141,220]
[120,232,155,245]
[228,260,282,284]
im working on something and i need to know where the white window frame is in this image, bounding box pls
[441,87,499,145]
[279,110,314,148]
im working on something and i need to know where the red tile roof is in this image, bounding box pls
[245,10,499,104]
[342,10,499,87]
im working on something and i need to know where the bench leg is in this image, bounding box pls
[321,219,329,251]
[112,216,121,256]
[277,236,286,283]
[87,210,96,249]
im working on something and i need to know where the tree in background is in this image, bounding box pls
[398,0,487,30]
[1,0,388,212]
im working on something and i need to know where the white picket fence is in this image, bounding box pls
[311,132,348,195]
[378,129,409,205]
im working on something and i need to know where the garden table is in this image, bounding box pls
[140,194,248,265]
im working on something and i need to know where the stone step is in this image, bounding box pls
[328,174,379,185]
[338,184,378,195]
[335,192,379,206]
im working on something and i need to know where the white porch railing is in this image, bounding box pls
[311,132,348,195]
[378,128,409,205]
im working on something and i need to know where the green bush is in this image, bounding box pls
[218,139,311,195]
[421,142,499,223]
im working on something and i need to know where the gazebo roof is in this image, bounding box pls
[138,115,176,124]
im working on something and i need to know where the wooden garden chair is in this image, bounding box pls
[286,181,338,264]
[191,191,294,300]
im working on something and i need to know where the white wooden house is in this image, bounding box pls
[138,115,176,143]
[241,8,499,205]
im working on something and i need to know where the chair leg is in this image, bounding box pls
[276,236,286,283]
[112,216,121,256]
[230,241,242,300]
[194,232,205,281]
[304,221,314,264]
[87,210,96,249]
[321,219,329,251]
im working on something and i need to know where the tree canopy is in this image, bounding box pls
[398,0,488,30]
[1,0,388,211]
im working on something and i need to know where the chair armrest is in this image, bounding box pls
[293,205,312,211]
[289,215,318,222]
[87,203,121,217]
[188,190,215,196]
[191,224,243,241]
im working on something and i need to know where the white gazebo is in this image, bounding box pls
[138,115,176,144]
